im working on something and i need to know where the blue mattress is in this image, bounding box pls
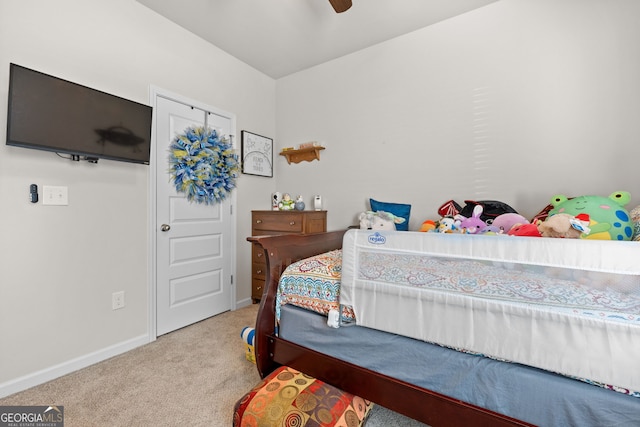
[279,304,640,427]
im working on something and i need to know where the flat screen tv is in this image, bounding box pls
[6,63,152,165]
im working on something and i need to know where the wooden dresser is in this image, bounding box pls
[250,210,327,302]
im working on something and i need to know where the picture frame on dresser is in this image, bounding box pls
[241,130,273,177]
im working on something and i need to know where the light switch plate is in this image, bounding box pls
[42,186,68,206]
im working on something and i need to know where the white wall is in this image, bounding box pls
[276,0,640,231]
[0,0,275,395]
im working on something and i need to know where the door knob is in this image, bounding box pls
[161,224,171,232]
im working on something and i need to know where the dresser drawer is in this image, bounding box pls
[252,244,266,263]
[252,278,265,300]
[304,212,327,234]
[252,212,304,233]
[252,262,267,279]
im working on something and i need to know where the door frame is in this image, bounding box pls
[148,85,237,341]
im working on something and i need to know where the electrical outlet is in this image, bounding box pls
[42,186,68,206]
[112,291,125,310]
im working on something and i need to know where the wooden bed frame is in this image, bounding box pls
[247,230,535,427]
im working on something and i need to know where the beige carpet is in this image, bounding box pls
[0,304,426,426]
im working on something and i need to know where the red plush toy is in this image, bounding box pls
[508,222,541,237]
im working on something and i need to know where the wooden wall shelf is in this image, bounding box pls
[280,146,325,164]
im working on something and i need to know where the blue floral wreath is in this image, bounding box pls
[169,126,239,204]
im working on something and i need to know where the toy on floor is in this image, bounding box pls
[233,365,374,427]
[240,326,255,364]
[548,191,633,240]
[359,210,406,230]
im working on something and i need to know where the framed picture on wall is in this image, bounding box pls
[241,130,273,177]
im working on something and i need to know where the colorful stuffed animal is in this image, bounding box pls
[508,222,541,237]
[492,213,529,234]
[437,216,460,233]
[478,225,500,235]
[438,199,519,224]
[359,211,376,229]
[548,191,633,240]
[419,220,436,232]
[538,213,590,238]
[278,193,295,210]
[455,205,486,234]
[359,211,406,230]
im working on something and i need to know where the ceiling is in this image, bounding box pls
[136,0,498,79]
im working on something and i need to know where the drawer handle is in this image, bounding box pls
[256,286,262,291]
[256,269,263,274]
[289,221,296,226]
[256,219,262,224]
[257,252,263,257]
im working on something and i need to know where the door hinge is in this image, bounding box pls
[230,204,233,215]
[231,275,234,285]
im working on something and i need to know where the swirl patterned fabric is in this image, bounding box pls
[358,251,640,323]
[275,247,640,324]
[276,250,355,322]
[233,366,373,427]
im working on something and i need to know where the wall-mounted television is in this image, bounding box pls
[6,63,152,165]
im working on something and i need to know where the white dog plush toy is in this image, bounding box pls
[359,210,406,230]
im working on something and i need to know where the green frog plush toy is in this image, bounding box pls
[548,191,633,241]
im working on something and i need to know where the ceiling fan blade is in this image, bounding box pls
[328,0,352,13]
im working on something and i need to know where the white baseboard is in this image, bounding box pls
[234,297,253,309]
[0,334,150,399]
[1,300,252,398]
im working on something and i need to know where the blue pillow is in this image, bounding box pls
[370,198,411,231]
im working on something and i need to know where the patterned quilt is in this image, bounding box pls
[276,249,355,323]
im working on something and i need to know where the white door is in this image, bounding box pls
[155,95,234,336]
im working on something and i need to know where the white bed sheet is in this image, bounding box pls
[340,229,640,393]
